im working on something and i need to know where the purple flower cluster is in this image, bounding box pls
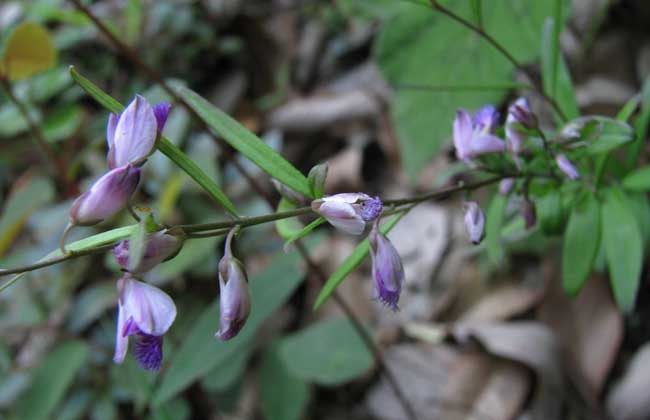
[453,97,581,243]
[68,96,170,226]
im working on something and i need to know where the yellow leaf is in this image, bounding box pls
[3,22,57,81]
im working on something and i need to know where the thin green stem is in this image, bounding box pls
[178,206,314,233]
[0,244,115,277]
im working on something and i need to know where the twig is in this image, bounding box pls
[294,240,420,420]
[428,0,568,122]
[0,76,73,192]
[69,0,275,206]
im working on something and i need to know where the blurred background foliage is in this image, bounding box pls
[4,0,650,419]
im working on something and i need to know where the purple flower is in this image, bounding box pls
[555,154,580,180]
[521,197,536,230]
[311,193,383,235]
[453,107,505,162]
[369,221,404,311]
[499,178,515,195]
[107,95,160,169]
[113,275,176,371]
[505,97,535,154]
[69,165,141,226]
[463,201,485,245]
[216,229,251,341]
[152,102,171,134]
[113,231,184,273]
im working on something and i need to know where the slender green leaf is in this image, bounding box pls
[541,16,579,121]
[616,95,640,122]
[152,237,320,406]
[469,0,482,26]
[260,343,308,420]
[128,218,147,271]
[14,341,89,420]
[179,87,312,198]
[486,195,506,265]
[537,190,563,235]
[68,67,238,215]
[562,193,600,296]
[284,217,325,251]
[622,167,650,191]
[275,198,304,240]
[279,318,372,385]
[313,213,404,310]
[602,188,643,312]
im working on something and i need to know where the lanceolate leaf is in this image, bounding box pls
[622,166,650,192]
[562,193,600,296]
[602,188,643,312]
[69,67,238,216]
[179,87,313,198]
[313,213,404,310]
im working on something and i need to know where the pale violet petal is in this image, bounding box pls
[113,95,157,167]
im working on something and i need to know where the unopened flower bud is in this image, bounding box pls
[499,178,515,195]
[555,154,580,180]
[271,179,306,205]
[113,231,184,273]
[107,95,158,169]
[69,165,141,226]
[369,221,404,311]
[509,97,537,129]
[308,162,329,197]
[216,229,251,341]
[311,193,382,235]
[521,197,537,230]
[114,275,176,371]
[463,201,485,245]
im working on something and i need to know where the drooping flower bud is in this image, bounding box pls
[453,107,505,162]
[107,95,158,169]
[499,178,515,195]
[271,179,307,205]
[463,201,486,245]
[308,162,329,198]
[216,228,251,341]
[369,220,404,311]
[521,197,537,230]
[113,231,184,274]
[505,97,536,155]
[311,193,383,235]
[555,154,580,180]
[113,275,176,371]
[69,165,141,226]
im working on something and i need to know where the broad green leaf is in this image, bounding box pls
[622,167,650,191]
[149,399,191,420]
[260,343,309,420]
[541,16,579,122]
[313,213,404,310]
[579,117,634,155]
[68,67,238,216]
[128,218,147,272]
[562,193,600,296]
[275,198,304,240]
[14,341,89,420]
[3,22,57,80]
[0,176,54,256]
[486,194,507,265]
[152,237,320,406]
[624,192,650,250]
[279,318,372,385]
[602,188,643,312]
[179,87,312,198]
[376,1,558,179]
